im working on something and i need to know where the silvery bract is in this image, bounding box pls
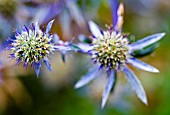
[75,3,165,108]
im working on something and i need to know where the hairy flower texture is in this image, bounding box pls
[75,3,166,108]
[91,30,129,71]
[8,20,70,76]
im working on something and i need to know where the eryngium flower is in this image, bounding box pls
[75,21,165,108]
[8,20,69,76]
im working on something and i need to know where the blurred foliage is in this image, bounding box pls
[0,0,17,18]
[0,0,170,115]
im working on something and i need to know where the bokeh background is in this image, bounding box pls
[0,0,170,115]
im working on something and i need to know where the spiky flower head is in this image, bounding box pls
[75,19,165,108]
[74,1,166,109]
[7,20,66,76]
[91,30,129,71]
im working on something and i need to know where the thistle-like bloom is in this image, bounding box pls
[75,4,165,108]
[8,20,70,76]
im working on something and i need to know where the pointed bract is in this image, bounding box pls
[127,58,159,73]
[129,33,165,51]
[34,22,40,31]
[46,20,55,34]
[44,59,52,71]
[54,45,71,51]
[109,0,119,28]
[77,43,93,53]
[23,25,29,34]
[132,43,159,58]
[75,67,99,89]
[24,62,28,68]
[35,62,41,77]
[14,31,21,37]
[16,59,21,65]
[115,3,124,31]
[88,21,103,38]
[101,70,115,108]
[123,66,148,105]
